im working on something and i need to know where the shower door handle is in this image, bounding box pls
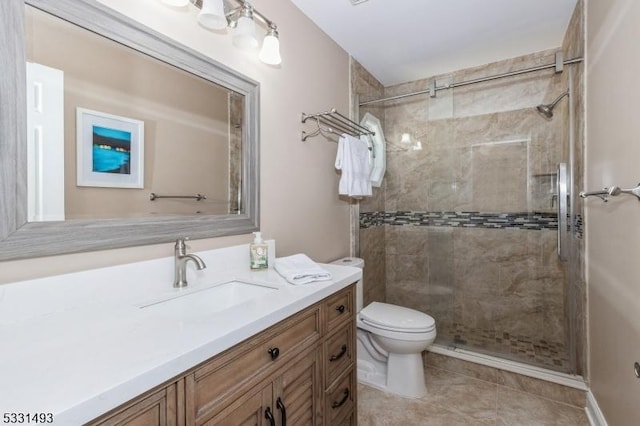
[557,163,568,261]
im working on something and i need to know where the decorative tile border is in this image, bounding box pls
[360,211,584,238]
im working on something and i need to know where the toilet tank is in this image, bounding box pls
[330,257,364,312]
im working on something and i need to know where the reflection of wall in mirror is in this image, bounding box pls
[25,6,236,220]
[229,93,243,214]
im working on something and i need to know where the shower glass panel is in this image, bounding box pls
[371,51,574,373]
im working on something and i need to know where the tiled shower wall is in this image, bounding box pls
[352,1,585,375]
[351,60,387,307]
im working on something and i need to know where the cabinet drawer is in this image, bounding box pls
[325,368,355,426]
[188,305,321,421]
[324,286,354,331]
[324,322,354,388]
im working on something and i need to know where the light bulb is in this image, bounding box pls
[401,133,411,144]
[232,15,258,49]
[198,0,227,30]
[259,27,281,65]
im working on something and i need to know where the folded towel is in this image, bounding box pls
[335,133,372,198]
[274,254,333,285]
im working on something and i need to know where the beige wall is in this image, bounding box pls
[586,0,640,424]
[27,6,232,219]
[1,0,351,283]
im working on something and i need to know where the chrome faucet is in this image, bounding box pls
[174,238,206,288]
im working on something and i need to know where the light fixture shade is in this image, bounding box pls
[259,32,281,65]
[198,0,227,30]
[159,0,189,7]
[232,16,258,49]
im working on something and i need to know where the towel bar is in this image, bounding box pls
[579,183,640,202]
[149,193,207,201]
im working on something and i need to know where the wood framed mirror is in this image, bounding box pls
[0,0,260,261]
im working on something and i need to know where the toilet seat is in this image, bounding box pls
[360,302,435,333]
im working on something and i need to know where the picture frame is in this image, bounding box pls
[76,107,144,188]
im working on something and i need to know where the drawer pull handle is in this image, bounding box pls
[268,347,280,360]
[265,407,275,426]
[331,388,350,409]
[336,305,346,314]
[329,344,348,362]
[277,397,287,426]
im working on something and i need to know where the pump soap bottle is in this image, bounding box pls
[250,232,268,270]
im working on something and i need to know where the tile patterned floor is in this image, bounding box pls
[357,366,589,425]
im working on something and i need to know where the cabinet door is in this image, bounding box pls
[273,348,322,426]
[87,381,181,426]
[203,383,273,426]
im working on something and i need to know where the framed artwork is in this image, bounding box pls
[76,107,144,188]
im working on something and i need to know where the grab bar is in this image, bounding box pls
[557,163,568,261]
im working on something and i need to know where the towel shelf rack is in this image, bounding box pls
[301,108,374,141]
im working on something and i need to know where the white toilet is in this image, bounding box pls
[331,257,436,398]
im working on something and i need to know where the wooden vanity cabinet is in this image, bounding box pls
[87,284,356,426]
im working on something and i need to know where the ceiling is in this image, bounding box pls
[290,0,578,86]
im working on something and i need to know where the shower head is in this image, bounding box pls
[536,90,569,119]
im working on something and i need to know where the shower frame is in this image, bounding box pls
[354,50,584,376]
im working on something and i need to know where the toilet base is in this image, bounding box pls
[357,332,428,399]
[386,352,427,398]
[357,357,387,391]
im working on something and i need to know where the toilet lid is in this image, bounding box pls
[360,302,435,333]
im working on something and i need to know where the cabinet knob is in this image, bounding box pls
[336,305,346,314]
[267,347,280,360]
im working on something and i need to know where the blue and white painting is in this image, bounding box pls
[92,125,132,174]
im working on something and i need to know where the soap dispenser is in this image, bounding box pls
[250,232,268,270]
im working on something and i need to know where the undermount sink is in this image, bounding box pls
[139,280,278,316]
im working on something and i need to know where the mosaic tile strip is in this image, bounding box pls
[360,211,584,238]
[574,214,584,239]
[439,322,570,371]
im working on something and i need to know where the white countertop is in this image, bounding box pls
[0,242,361,425]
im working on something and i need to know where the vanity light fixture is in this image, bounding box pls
[198,0,227,30]
[232,3,258,49]
[161,0,282,65]
[258,24,281,65]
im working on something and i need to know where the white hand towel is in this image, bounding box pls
[274,254,333,285]
[335,133,372,198]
